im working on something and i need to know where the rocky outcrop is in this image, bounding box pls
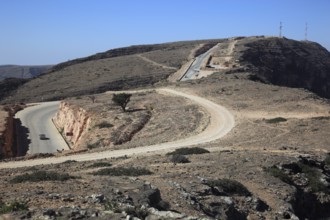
[0,104,24,158]
[241,37,330,98]
[53,102,91,149]
[266,155,330,219]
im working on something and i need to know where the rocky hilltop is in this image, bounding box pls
[238,37,330,98]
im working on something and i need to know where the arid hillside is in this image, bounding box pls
[0,65,52,81]
[0,36,330,219]
[1,36,329,104]
[0,40,221,104]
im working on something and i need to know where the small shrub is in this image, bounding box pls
[298,162,328,193]
[96,121,113,129]
[112,93,132,112]
[87,143,98,149]
[62,160,77,164]
[264,166,292,184]
[265,117,287,124]
[87,139,103,149]
[207,179,251,196]
[104,201,121,213]
[325,154,330,166]
[92,167,152,176]
[89,162,112,168]
[0,200,28,214]
[313,116,330,120]
[10,171,76,183]
[167,147,210,156]
[170,154,190,164]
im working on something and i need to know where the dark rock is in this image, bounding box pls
[282,163,302,174]
[291,188,330,219]
[43,208,56,217]
[251,197,269,212]
[139,188,161,207]
[201,200,247,220]
[211,186,227,196]
[91,194,105,203]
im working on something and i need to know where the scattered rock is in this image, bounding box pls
[43,208,56,217]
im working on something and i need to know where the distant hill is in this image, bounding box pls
[0,39,222,103]
[0,65,52,81]
[0,36,329,104]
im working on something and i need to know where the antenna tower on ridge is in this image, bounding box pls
[305,22,308,41]
[279,22,283,38]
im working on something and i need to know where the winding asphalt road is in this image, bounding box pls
[0,88,234,168]
[14,101,69,154]
[181,44,218,81]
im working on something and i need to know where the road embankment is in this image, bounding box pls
[0,104,28,158]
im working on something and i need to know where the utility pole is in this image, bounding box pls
[305,22,308,41]
[279,21,283,38]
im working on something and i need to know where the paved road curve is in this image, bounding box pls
[15,101,69,154]
[0,88,234,168]
[181,44,218,81]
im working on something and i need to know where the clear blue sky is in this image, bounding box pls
[1,0,329,65]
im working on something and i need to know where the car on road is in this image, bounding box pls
[39,134,48,140]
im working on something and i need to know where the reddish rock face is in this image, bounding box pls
[53,102,91,150]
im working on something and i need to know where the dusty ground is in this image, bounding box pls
[61,90,209,152]
[0,37,330,219]
[0,75,329,219]
[186,73,330,153]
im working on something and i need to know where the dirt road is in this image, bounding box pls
[0,88,235,168]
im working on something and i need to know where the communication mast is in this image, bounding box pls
[279,22,283,38]
[305,22,308,41]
